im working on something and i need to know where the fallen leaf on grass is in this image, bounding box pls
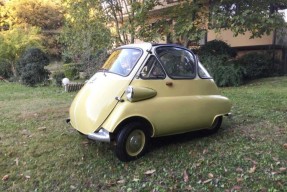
[183,170,189,182]
[70,185,76,190]
[144,169,156,175]
[279,167,286,172]
[237,177,243,182]
[106,180,116,186]
[245,157,258,165]
[248,165,256,174]
[208,173,214,178]
[236,167,243,173]
[271,172,278,175]
[2,175,9,181]
[15,158,19,166]
[25,175,31,179]
[117,179,125,184]
[231,185,242,191]
[81,141,89,146]
[133,178,139,182]
[38,127,46,131]
[203,149,208,154]
[185,185,193,190]
[202,179,212,184]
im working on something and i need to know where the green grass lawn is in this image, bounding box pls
[1,77,286,191]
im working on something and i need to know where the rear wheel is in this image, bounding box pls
[115,122,150,162]
[204,116,223,134]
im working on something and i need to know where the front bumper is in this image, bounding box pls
[66,118,110,143]
[87,129,110,143]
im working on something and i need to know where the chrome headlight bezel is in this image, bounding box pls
[125,86,134,101]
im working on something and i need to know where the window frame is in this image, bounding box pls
[139,55,166,80]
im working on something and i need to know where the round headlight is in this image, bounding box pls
[125,86,134,101]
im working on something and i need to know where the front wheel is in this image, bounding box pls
[115,122,150,162]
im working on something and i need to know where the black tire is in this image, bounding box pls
[115,122,150,162]
[204,116,223,134]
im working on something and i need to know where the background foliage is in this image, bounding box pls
[0,26,42,79]
[210,0,287,38]
[18,48,50,86]
[0,0,63,58]
[60,0,111,77]
[0,0,287,82]
[238,52,273,80]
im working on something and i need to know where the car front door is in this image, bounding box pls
[131,46,218,136]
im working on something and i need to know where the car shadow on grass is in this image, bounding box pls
[149,129,213,152]
[147,119,233,154]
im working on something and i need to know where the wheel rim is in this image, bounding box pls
[126,129,145,156]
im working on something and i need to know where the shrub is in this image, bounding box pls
[17,48,49,75]
[63,63,79,80]
[200,55,245,87]
[21,63,50,86]
[238,52,272,80]
[0,60,13,79]
[198,41,243,87]
[52,71,65,86]
[18,48,50,86]
[198,40,237,58]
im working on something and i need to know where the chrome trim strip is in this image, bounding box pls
[87,129,110,143]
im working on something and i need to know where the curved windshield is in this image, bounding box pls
[101,48,142,76]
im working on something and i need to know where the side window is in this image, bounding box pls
[198,61,212,79]
[140,56,165,79]
[156,47,196,79]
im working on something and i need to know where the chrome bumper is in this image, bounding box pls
[225,113,232,117]
[87,129,110,143]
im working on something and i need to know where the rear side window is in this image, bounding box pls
[155,47,196,79]
[198,61,212,79]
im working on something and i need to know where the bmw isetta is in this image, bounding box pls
[68,43,232,162]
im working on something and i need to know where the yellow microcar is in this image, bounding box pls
[68,43,232,161]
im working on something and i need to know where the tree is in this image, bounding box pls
[136,0,287,47]
[1,0,63,30]
[166,0,210,47]
[0,0,64,58]
[210,0,287,38]
[0,26,42,78]
[61,0,112,77]
[102,0,161,45]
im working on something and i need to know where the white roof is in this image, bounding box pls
[119,43,153,51]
